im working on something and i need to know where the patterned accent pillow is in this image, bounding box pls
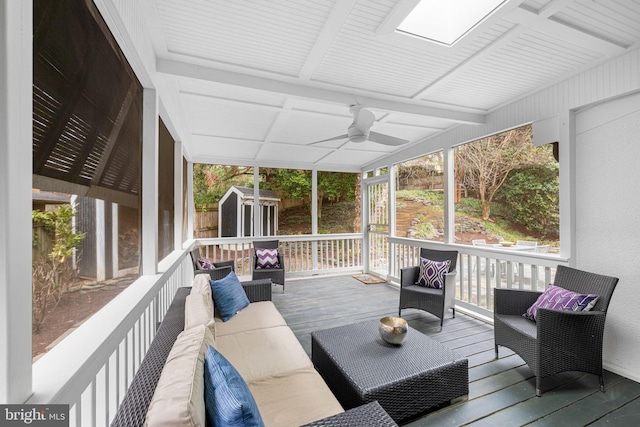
[204,345,265,427]
[209,271,250,322]
[255,248,280,269]
[198,258,213,270]
[417,257,451,289]
[523,284,599,322]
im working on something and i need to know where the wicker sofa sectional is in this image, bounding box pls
[111,273,397,427]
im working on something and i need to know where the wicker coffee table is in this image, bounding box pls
[311,320,468,423]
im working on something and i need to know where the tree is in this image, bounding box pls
[260,168,311,202]
[32,203,86,332]
[193,164,254,205]
[498,161,559,236]
[317,171,357,219]
[455,125,550,221]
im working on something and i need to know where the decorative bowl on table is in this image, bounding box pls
[378,316,408,345]
[500,241,514,247]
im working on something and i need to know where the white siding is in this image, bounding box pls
[575,92,640,382]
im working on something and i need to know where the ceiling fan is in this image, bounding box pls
[308,105,409,147]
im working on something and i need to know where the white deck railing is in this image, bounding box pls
[196,234,364,277]
[27,247,193,427]
[23,234,564,425]
[388,237,569,319]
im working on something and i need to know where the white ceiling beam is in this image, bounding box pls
[298,0,359,80]
[191,153,361,173]
[157,59,486,125]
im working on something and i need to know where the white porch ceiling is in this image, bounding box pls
[143,0,640,171]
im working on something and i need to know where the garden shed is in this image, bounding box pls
[218,186,280,238]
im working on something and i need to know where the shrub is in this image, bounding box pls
[497,166,559,237]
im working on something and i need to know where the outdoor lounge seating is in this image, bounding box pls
[111,273,397,426]
[399,248,459,328]
[252,239,286,291]
[189,247,235,276]
[494,265,619,396]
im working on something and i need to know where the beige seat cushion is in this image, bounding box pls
[191,273,212,297]
[185,293,215,333]
[214,301,286,338]
[190,274,214,319]
[144,324,215,427]
[248,367,344,427]
[215,326,313,382]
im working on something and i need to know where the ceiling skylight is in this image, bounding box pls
[397,0,506,45]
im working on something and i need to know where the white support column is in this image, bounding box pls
[253,168,260,237]
[174,141,183,249]
[0,0,33,403]
[112,203,119,278]
[388,164,396,278]
[311,170,318,269]
[443,147,455,243]
[388,164,396,237]
[361,173,370,273]
[559,111,574,261]
[187,162,194,240]
[141,88,159,275]
[96,199,106,282]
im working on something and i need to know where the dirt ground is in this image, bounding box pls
[32,275,135,360]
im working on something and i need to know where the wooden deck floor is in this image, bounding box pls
[271,274,640,426]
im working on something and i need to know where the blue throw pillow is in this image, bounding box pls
[204,345,265,427]
[210,271,249,322]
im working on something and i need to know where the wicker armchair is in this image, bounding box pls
[189,247,235,278]
[494,265,619,396]
[398,248,458,328]
[252,240,285,292]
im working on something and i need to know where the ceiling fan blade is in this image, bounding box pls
[354,108,375,133]
[307,134,348,145]
[368,131,409,146]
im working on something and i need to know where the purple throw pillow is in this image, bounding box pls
[523,284,599,322]
[417,257,451,289]
[198,258,213,270]
[255,248,280,269]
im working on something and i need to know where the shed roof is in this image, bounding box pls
[231,186,280,201]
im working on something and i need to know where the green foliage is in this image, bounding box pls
[32,203,86,333]
[455,197,482,213]
[193,164,254,205]
[396,190,444,206]
[482,219,527,243]
[32,204,85,263]
[318,172,357,203]
[414,218,438,240]
[261,169,311,201]
[497,165,559,237]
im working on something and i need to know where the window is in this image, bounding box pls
[193,164,254,238]
[32,0,142,359]
[259,167,311,235]
[454,125,559,252]
[397,0,506,45]
[395,153,444,242]
[158,119,175,260]
[318,171,361,234]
